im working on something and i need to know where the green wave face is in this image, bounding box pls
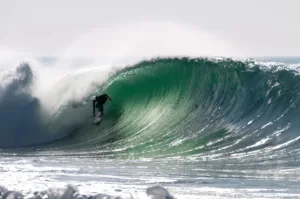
[83,58,243,157]
[47,58,300,159]
[104,59,202,156]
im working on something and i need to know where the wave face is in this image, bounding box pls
[39,57,300,164]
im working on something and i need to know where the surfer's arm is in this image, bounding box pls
[106,94,112,101]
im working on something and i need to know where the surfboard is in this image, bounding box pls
[94,112,103,125]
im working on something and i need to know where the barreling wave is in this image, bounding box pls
[36,57,300,163]
[1,57,300,164]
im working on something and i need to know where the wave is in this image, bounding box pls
[2,57,300,163]
[0,63,54,147]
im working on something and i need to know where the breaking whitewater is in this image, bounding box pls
[1,57,300,199]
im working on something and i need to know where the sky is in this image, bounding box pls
[0,0,299,57]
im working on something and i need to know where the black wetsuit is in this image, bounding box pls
[93,94,111,116]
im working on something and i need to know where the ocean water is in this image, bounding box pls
[1,57,300,198]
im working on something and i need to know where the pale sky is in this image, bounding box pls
[1,0,299,57]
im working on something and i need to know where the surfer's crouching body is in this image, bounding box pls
[93,94,112,117]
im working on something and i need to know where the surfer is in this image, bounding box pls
[93,94,112,117]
